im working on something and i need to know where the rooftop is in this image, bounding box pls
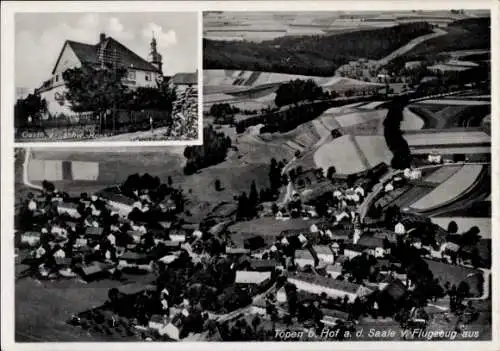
[54,35,161,75]
[290,272,362,294]
[171,72,197,86]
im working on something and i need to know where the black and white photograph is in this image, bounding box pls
[7,7,494,344]
[14,12,199,143]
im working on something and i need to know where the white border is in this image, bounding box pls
[2,1,498,351]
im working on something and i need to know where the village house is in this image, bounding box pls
[169,72,197,94]
[325,263,343,279]
[57,202,80,218]
[312,245,337,265]
[103,193,136,217]
[295,249,317,268]
[36,32,164,117]
[342,243,365,259]
[235,271,271,285]
[288,272,373,303]
[357,236,390,258]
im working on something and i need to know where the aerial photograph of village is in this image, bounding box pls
[14,9,491,342]
[14,12,199,143]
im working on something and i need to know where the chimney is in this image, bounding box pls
[99,33,106,43]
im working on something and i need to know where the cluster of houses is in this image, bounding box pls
[17,187,197,281]
[16,163,488,340]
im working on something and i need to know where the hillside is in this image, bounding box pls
[204,22,433,76]
[398,17,490,61]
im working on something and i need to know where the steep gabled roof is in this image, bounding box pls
[52,36,160,75]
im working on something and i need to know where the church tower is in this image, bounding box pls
[148,34,163,74]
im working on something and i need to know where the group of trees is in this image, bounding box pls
[183,126,232,175]
[14,93,48,128]
[120,173,187,215]
[62,64,177,117]
[235,94,370,135]
[235,158,286,220]
[274,79,325,108]
[383,96,412,169]
[236,180,260,220]
[209,103,238,125]
[204,22,433,76]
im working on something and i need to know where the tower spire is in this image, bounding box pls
[148,32,162,74]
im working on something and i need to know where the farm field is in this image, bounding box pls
[397,18,490,60]
[409,103,490,129]
[314,135,368,175]
[423,165,462,184]
[15,272,155,342]
[204,22,434,76]
[21,146,277,223]
[417,99,490,106]
[203,70,384,113]
[404,131,490,147]
[410,165,483,210]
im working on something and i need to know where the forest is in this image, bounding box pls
[397,17,491,62]
[204,22,433,76]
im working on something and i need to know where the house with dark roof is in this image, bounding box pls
[37,32,164,117]
[357,235,390,258]
[170,72,197,93]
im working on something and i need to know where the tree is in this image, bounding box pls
[62,64,127,116]
[327,166,337,179]
[14,93,47,127]
[271,203,279,215]
[383,96,412,170]
[183,126,232,174]
[237,192,249,220]
[448,220,458,234]
[210,103,235,124]
[124,84,176,112]
[214,179,222,191]
[460,226,481,247]
[284,283,298,316]
[274,79,324,107]
[248,181,259,217]
[268,158,282,193]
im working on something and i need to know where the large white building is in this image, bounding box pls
[36,33,164,117]
[288,273,373,303]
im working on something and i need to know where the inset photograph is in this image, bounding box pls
[15,12,199,143]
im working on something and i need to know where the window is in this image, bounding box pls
[55,74,59,82]
[145,72,151,81]
[128,70,136,80]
